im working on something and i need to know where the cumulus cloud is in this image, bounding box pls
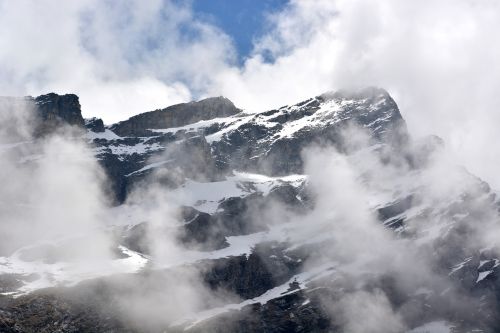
[3,0,498,190]
[0,0,233,123]
[215,0,500,189]
[0,101,112,261]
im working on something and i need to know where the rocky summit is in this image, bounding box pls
[1,88,500,332]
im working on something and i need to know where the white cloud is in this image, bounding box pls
[0,0,233,123]
[214,0,500,189]
[1,0,500,188]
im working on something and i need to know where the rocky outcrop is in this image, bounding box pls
[110,97,242,137]
[33,93,85,136]
[0,93,85,140]
[187,289,332,333]
[85,117,105,132]
[202,242,302,300]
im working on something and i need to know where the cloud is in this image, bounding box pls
[2,0,500,243]
[334,289,405,333]
[294,126,491,330]
[2,7,500,324]
[218,0,500,189]
[2,0,500,190]
[0,0,233,123]
[0,97,237,327]
[0,101,112,260]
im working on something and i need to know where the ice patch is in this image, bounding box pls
[93,140,164,160]
[171,172,306,214]
[0,244,148,296]
[205,116,253,143]
[126,159,173,177]
[407,321,453,333]
[476,270,493,283]
[150,116,240,136]
[273,99,342,140]
[86,129,121,140]
[449,257,473,276]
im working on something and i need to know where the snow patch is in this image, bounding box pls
[170,172,306,214]
[0,244,148,296]
[86,129,121,140]
[407,321,453,333]
[449,257,473,276]
[150,116,240,135]
[476,270,493,283]
[126,159,172,177]
[175,264,336,330]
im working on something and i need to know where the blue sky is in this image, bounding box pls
[191,0,289,61]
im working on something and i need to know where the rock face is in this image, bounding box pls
[2,88,500,332]
[0,93,84,138]
[209,87,407,175]
[110,96,242,137]
[85,117,105,132]
[33,93,84,132]
[91,87,405,203]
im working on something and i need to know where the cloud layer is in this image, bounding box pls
[1,0,500,188]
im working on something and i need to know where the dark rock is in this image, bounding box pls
[377,195,415,229]
[202,242,302,299]
[0,290,136,333]
[85,117,105,132]
[110,97,242,137]
[33,93,85,136]
[121,223,150,254]
[0,93,85,140]
[210,87,408,176]
[187,289,332,333]
[180,208,229,251]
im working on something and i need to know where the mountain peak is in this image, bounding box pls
[319,86,391,101]
[109,96,241,137]
[34,93,84,129]
[189,95,236,107]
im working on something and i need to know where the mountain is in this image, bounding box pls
[0,88,499,332]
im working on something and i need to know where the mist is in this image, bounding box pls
[1,90,499,332]
[0,100,110,258]
[284,122,500,331]
[1,1,499,331]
